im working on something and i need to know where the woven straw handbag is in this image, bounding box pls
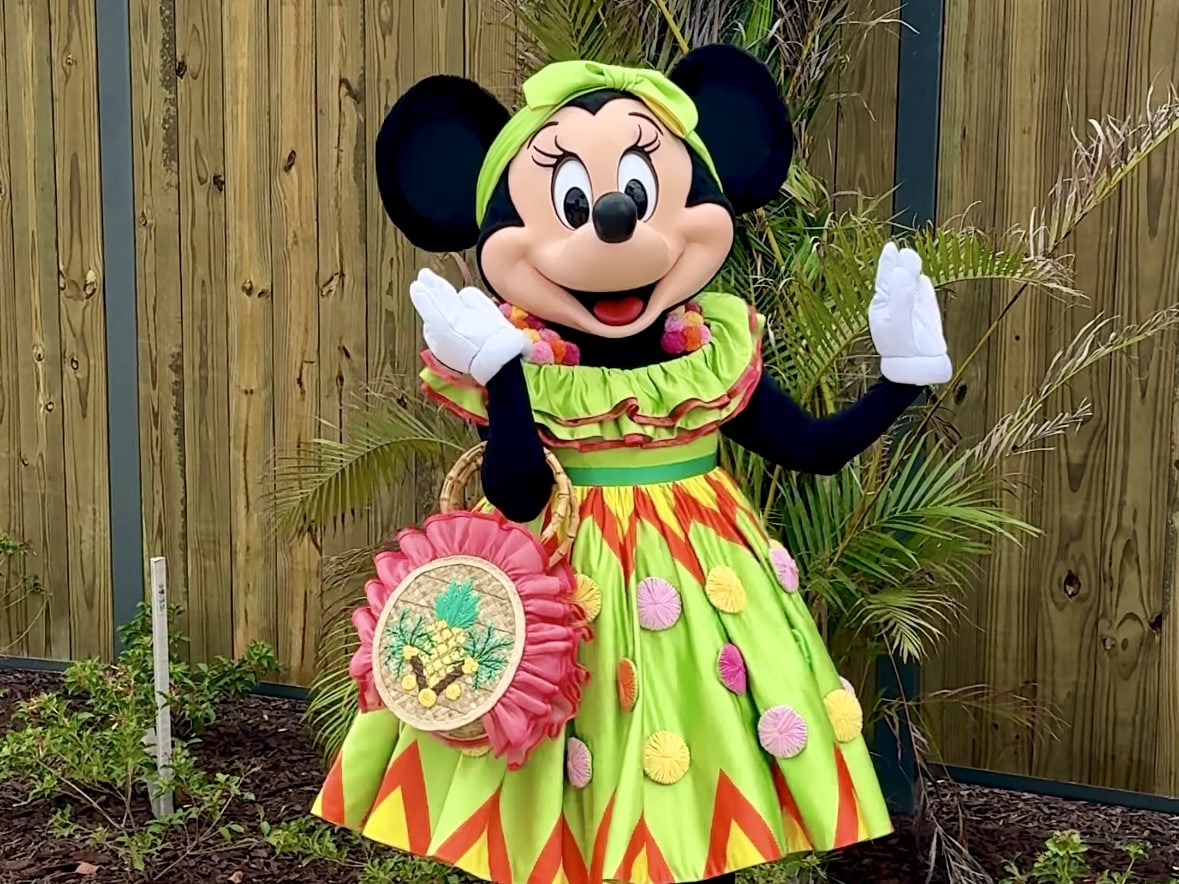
[350,443,591,770]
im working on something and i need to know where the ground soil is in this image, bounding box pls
[1,669,1176,883]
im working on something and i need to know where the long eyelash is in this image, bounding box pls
[532,135,572,168]
[630,125,661,155]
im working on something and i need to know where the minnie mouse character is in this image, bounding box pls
[314,45,951,884]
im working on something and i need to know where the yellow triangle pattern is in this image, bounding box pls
[362,787,411,849]
[631,846,650,884]
[455,831,492,881]
[725,820,767,869]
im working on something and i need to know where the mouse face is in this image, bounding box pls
[375,45,794,354]
[478,94,734,339]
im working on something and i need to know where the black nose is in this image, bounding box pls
[592,192,638,243]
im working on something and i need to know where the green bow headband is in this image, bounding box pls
[474,60,721,225]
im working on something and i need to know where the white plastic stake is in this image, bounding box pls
[148,556,174,817]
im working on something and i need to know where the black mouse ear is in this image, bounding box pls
[670,45,794,215]
[375,75,510,252]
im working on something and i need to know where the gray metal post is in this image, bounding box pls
[96,0,146,653]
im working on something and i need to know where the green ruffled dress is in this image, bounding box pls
[313,291,892,884]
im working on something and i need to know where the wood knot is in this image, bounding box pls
[283,150,297,172]
[44,400,54,412]
[1149,612,1164,633]
[1062,570,1082,598]
[954,384,968,405]
[83,269,99,298]
[176,58,188,78]
[69,356,79,371]
[339,77,361,104]
[212,173,225,192]
[241,279,255,296]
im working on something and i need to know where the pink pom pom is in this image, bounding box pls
[661,329,686,355]
[717,644,747,694]
[499,303,513,318]
[636,577,682,631]
[563,342,581,365]
[770,545,800,592]
[840,676,856,697]
[566,737,592,788]
[531,341,555,364]
[539,328,559,342]
[758,706,808,758]
[699,325,713,345]
[664,312,687,332]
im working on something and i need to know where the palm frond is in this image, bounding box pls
[267,387,472,539]
[302,541,390,763]
[509,0,648,72]
[1029,85,1179,259]
[913,223,1078,297]
[972,308,1179,466]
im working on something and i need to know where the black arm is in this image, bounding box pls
[721,372,923,474]
[477,358,554,523]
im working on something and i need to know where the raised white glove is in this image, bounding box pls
[408,268,530,385]
[869,241,953,386]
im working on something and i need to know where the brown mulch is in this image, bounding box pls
[1,669,1178,883]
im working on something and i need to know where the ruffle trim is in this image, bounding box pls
[420,291,764,451]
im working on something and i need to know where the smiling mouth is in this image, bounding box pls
[567,282,658,327]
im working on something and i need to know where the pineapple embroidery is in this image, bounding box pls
[380,578,515,709]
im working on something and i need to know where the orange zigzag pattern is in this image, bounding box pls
[369,742,432,853]
[582,476,763,585]
[703,771,783,878]
[528,815,589,884]
[434,790,512,883]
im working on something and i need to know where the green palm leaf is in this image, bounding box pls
[268,387,472,539]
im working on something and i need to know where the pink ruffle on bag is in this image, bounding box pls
[348,443,590,770]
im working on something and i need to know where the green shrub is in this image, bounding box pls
[0,603,278,871]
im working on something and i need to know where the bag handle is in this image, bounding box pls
[439,443,579,567]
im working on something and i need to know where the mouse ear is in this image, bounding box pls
[375,75,510,252]
[670,45,794,215]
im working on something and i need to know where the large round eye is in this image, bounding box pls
[618,150,658,220]
[552,158,592,229]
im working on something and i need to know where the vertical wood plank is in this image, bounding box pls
[1028,0,1132,785]
[271,0,320,685]
[316,0,369,569]
[465,0,515,103]
[50,0,112,661]
[4,0,71,660]
[0,2,29,656]
[129,0,187,642]
[1095,0,1179,794]
[365,0,420,536]
[833,9,897,208]
[223,0,276,657]
[176,0,232,660]
[975,0,1065,779]
[923,0,1008,768]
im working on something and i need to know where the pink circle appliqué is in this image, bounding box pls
[566,737,592,788]
[636,578,682,631]
[758,706,808,758]
[717,644,748,694]
[770,545,800,592]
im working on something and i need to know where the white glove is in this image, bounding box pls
[869,241,953,386]
[408,268,530,385]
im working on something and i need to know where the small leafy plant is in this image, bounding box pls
[0,604,279,871]
[1000,830,1177,884]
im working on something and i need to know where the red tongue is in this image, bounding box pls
[592,296,645,326]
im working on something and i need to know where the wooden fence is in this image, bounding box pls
[0,0,1177,798]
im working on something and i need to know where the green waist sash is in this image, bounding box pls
[563,452,718,487]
